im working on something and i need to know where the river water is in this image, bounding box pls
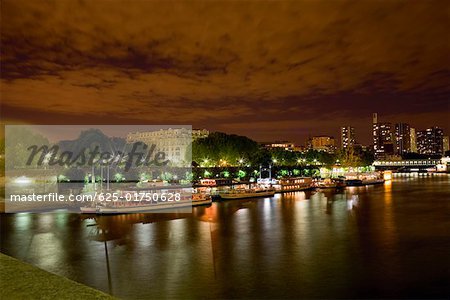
[1,176,449,299]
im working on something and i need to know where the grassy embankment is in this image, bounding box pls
[0,253,114,299]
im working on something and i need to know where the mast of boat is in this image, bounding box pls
[100,165,103,192]
[92,165,96,191]
[106,163,110,190]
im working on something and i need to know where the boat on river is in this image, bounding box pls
[345,172,385,186]
[316,178,346,189]
[273,177,313,192]
[80,187,211,214]
[192,192,213,206]
[93,199,193,214]
[219,187,275,200]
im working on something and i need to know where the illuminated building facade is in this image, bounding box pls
[192,129,210,140]
[310,136,336,153]
[410,127,417,153]
[341,126,355,150]
[417,127,444,155]
[443,136,449,153]
[395,123,411,155]
[127,128,209,165]
[263,141,296,151]
[373,113,394,159]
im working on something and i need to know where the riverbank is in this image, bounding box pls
[0,253,114,299]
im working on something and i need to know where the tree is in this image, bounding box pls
[192,132,260,166]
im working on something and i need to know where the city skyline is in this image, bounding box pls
[1,113,447,150]
[1,0,449,145]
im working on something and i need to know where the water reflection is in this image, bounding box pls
[1,177,449,299]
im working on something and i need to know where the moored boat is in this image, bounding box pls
[95,200,193,214]
[80,186,209,214]
[344,179,364,186]
[192,192,213,206]
[345,172,385,186]
[80,206,98,213]
[219,188,275,200]
[273,177,313,192]
[316,178,346,189]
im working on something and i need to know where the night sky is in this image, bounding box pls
[1,0,449,145]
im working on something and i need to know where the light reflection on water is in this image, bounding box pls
[1,176,449,299]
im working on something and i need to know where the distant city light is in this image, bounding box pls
[14,176,32,185]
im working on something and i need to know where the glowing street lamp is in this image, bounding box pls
[219,159,228,167]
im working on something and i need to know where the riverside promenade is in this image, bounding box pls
[0,253,113,299]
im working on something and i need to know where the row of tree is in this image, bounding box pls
[192,132,374,168]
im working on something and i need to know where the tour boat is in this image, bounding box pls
[80,206,98,213]
[80,187,211,214]
[192,192,213,206]
[79,192,99,213]
[316,178,346,189]
[93,200,194,214]
[345,173,385,186]
[273,177,313,192]
[219,187,275,200]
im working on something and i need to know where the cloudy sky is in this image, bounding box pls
[1,0,449,144]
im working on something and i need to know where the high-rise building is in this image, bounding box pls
[417,127,444,155]
[341,126,355,150]
[373,113,394,159]
[410,127,417,153]
[442,136,449,153]
[395,123,411,155]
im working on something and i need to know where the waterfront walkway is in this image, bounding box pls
[0,253,114,299]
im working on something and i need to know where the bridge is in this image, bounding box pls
[373,157,449,172]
